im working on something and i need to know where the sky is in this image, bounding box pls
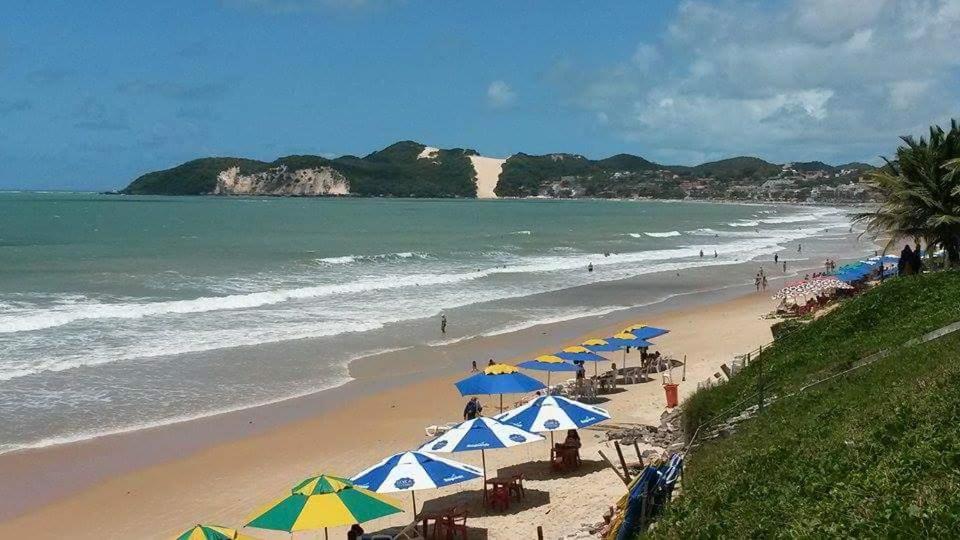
[2,0,959,190]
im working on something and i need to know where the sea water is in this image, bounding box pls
[0,192,864,452]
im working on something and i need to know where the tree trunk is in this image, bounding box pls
[944,238,960,268]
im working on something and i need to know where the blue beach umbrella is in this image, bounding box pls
[517,355,580,387]
[456,363,546,412]
[351,451,482,513]
[606,332,655,380]
[606,332,654,349]
[581,338,624,353]
[554,346,607,363]
[496,395,610,433]
[496,395,611,457]
[418,417,543,483]
[621,324,670,340]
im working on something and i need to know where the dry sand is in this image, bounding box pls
[468,155,505,199]
[0,290,776,539]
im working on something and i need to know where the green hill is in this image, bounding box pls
[121,141,478,198]
[684,156,782,181]
[652,272,960,537]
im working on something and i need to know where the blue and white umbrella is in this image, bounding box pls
[418,417,543,482]
[495,395,611,433]
[351,451,482,513]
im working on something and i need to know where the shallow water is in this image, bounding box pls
[0,193,864,452]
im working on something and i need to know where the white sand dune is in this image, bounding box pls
[469,155,505,199]
[417,146,440,160]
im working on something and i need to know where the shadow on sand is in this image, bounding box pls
[496,458,607,481]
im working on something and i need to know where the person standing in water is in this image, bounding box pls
[798,243,802,253]
[714,250,718,258]
[774,253,779,264]
[440,314,447,334]
[587,262,594,272]
[700,250,704,258]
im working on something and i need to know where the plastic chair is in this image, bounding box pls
[436,510,468,539]
[508,473,525,500]
[488,485,510,511]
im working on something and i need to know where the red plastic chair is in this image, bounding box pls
[437,509,468,539]
[488,485,510,511]
[508,473,525,500]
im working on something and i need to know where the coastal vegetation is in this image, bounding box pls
[655,272,960,537]
[122,141,478,198]
[122,142,874,203]
[855,120,960,267]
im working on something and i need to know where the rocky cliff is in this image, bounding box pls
[214,165,349,196]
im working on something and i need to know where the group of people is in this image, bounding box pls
[823,259,837,272]
[754,267,769,291]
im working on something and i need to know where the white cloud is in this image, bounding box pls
[563,0,960,165]
[487,80,516,108]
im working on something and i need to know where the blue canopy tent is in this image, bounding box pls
[456,363,546,412]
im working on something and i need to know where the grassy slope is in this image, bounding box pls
[654,273,960,537]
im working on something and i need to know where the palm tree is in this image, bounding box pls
[854,120,960,267]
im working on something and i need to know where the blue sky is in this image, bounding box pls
[2,0,959,190]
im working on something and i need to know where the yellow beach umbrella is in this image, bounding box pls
[245,474,403,540]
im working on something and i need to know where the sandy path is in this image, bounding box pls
[0,291,775,539]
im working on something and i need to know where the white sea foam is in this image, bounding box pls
[643,231,682,238]
[315,251,430,266]
[0,346,413,455]
[728,220,760,227]
[510,230,532,235]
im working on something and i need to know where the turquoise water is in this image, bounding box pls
[0,192,857,452]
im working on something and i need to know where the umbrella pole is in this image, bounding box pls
[500,394,503,413]
[411,491,417,516]
[325,527,329,540]
[481,449,488,501]
[549,431,554,459]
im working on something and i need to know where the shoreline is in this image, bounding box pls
[0,253,840,538]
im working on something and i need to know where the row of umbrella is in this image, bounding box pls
[176,322,668,540]
[772,276,853,299]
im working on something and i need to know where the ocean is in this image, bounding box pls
[0,192,865,453]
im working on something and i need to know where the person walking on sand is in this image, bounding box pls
[783,261,787,273]
[471,360,479,372]
[798,243,802,253]
[463,397,482,420]
[762,275,768,290]
[755,274,761,291]
[440,314,447,334]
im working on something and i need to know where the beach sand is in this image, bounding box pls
[469,155,505,199]
[0,290,776,539]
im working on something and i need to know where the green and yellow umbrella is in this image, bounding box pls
[245,474,402,539]
[175,524,252,540]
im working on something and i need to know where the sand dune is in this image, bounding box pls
[469,155,505,199]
